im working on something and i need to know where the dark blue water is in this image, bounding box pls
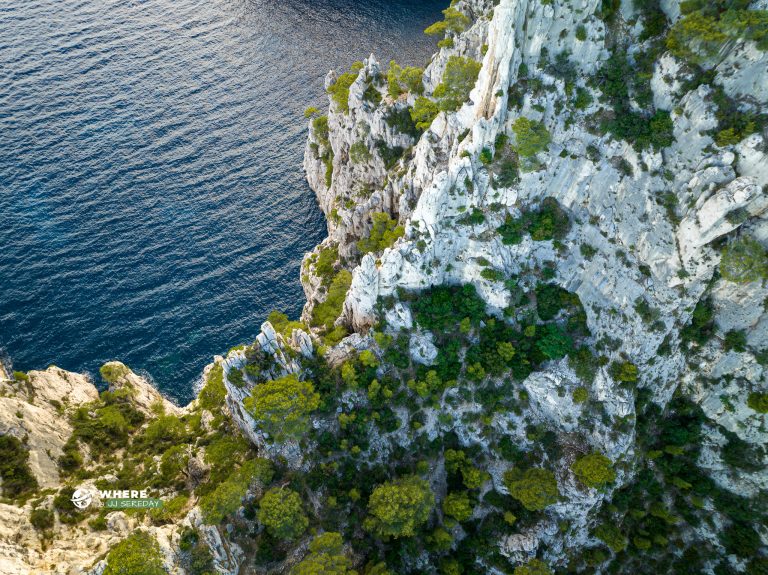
[0,0,444,403]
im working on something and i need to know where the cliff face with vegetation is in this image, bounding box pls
[1,0,767,574]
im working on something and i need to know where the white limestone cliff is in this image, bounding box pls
[302,0,768,564]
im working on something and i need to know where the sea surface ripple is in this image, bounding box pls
[0,0,444,402]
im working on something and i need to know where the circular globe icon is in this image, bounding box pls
[70,488,93,509]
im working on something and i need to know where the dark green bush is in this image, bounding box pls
[411,284,487,332]
[723,329,748,352]
[375,140,406,170]
[0,435,39,500]
[384,106,420,138]
[498,198,570,245]
[30,507,54,530]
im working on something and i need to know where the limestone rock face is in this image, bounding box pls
[0,366,98,490]
[0,364,244,575]
[302,0,768,564]
[221,321,310,467]
[3,0,767,571]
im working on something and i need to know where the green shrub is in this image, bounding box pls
[141,414,187,448]
[572,386,589,403]
[199,363,226,412]
[200,458,273,524]
[681,297,715,346]
[375,140,406,170]
[313,245,339,287]
[363,84,381,106]
[710,86,765,147]
[0,435,39,500]
[536,283,572,320]
[498,198,570,244]
[514,559,553,575]
[424,7,470,37]
[258,487,309,540]
[357,212,404,255]
[535,324,574,360]
[609,108,674,150]
[387,61,424,98]
[571,453,616,488]
[434,56,482,112]
[569,347,599,384]
[350,141,372,164]
[327,62,364,113]
[292,532,355,575]
[99,362,130,383]
[178,528,215,575]
[160,444,189,484]
[512,117,551,158]
[88,514,108,531]
[412,284,487,332]
[496,158,519,187]
[457,207,486,225]
[30,508,54,530]
[150,494,189,524]
[103,531,166,575]
[481,268,505,282]
[228,367,245,388]
[580,243,598,259]
[479,148,493,165]
[723,329,747,352]
[410,97,440,131]
[610,361,639,383]
[364,476,435,538]
[667,6,768,65]
[595,522,628,552]
[445,449,490,490]
[312,270,352,330]
[747,391,768,413]
[442,491,473,522]
[596,48,675,150]
[721,521,762,558]
[244,374,320,440]
[504,468,559,511]
[204,434,250,484]
[637,0,669,40]
[573,87,593,110]
[384,107,420,138]
[720,236,768,283]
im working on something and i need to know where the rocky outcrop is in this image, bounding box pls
[302,0,768,564]
[0,367,97,490]
[0,364,246,575]
[2,0,767,572]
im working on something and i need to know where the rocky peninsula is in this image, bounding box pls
[1,0,766,573]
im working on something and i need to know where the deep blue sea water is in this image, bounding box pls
[0,0,444,403]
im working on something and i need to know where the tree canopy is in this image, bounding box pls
[259,487,309,540]
[103,531,167,575]
[364,476,435,538]
[292,532,357,575]
[244,374,320,440]
[504,468,560,511]
[571,453,616,488]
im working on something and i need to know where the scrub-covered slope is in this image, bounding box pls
[1,0,766,573]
